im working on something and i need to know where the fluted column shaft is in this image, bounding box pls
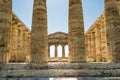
[104,0,120,62]
[87,34,92,61]
[101,26,107,62]
[91,32,96,62]
[85,35,89,61]
[16,28,24,62]
[23,32,28,62]
[31,0,48,63]
[68,0,85,62]
[95,27,102,62]
[0,0,12,63]
[9,28,17,62]
[25,33,31,63]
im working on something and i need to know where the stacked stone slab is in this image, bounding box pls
[0,0,12,63]
[104,0,120,62]
[68,0,85,62]
[31,0,48,63]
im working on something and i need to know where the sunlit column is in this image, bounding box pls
[95,27,102,62]
[91,31,96,62]
[31,0,48,63]
[0,0,12,63]
[9,27,17,62]
[26,33,31,63]
[68,0,85,62]
[100,26,106,62]
[85,35,89,61]
[104,0,120,62]
[87,34,92,62]
[16,28,24,62]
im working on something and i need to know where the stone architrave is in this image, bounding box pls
[31,0,48,63]
[68,0,85,62]
[0,0,12,63]
[104,0,120,62]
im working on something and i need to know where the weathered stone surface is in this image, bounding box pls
[104,0,120,62]
[68,0,85,62]
[0,0,120,79]
[0,63,120,78]
[0,77,120,80]
[0,0,12,63]
[31,0,48,63]
[85,14,108,62]
[9,13,31,63]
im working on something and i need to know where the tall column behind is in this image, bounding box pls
[31,0,48,63]
[0,0,12,63]
[104,0,120,62]
[68,0,85,62]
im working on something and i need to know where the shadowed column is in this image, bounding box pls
[31,0,48,63]
[68,0,85,62]
[55,45,58,57]
[104,0,120,62]
[62,45,65,58]
[0,0,12,63]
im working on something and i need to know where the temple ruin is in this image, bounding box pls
[0,0,120,80]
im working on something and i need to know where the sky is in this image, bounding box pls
[12,0,104,34]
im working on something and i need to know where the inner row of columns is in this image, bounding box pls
[86,25,108,62]
[9,25,31,63]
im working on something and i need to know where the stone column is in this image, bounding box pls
[68,0,85,62]
[31,0,48,63]
[0,0,12,63]
[62,45,65,58]
[101,26,107,62]
[16,28,24,62]
[55,45,58,57]
[85,35,88,61]
[87,34,92,62]
[95,27,102,62]
[26,33,31,63]
[104,0,120,62]
[9,27,17,62]
[91,32,96,62]
[48,45,50,58]
[23,31,28,62]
